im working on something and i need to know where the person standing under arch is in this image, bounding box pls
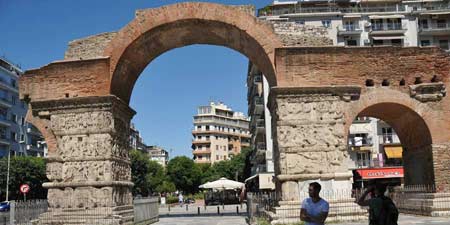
[300,182,329,225]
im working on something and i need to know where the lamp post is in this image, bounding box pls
[6,146,11,201]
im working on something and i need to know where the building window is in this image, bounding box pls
[11,96,16,105]
[216,155,219,160]
[21,117,25,126]
[346,40,357,46]
[216,145,219,150]
[10,79,16,88]
[321,20,331,28]
[20,134,25,143]
[206,125,210,131]
[420,19,428,29]
[421,40,431,47]
[11,132,17,142]
[295,20,305,25]
[439,40,449,50]
[11,114,17,123]
[391,39,402,46]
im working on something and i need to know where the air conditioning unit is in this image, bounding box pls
[364,22,372,28]
[26,145,31,150]
[364,39,371,45]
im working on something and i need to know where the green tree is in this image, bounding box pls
[166,156,201,194]
[130,150,165,196]
[155,180,176,194]
[0,156,48,200]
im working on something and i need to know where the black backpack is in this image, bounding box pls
[380,196,399,225]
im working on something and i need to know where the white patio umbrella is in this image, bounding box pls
[199,177,244,190]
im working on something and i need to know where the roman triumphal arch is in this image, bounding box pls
[19,2,449,224]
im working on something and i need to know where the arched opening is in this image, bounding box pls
[348,103,434,188]
[104,2,282,103]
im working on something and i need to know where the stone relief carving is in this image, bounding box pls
[47,186,130,209]
[277,124,346,150]
[46,162,63,182]
[61,161,130,183]
[51,111,113,135]
[57,134,112,159]
[284,151,348,174]
[276,96,344,123]
[410,82,446,102]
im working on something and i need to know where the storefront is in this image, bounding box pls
[353,167,404,190]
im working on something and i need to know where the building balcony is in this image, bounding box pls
[258,5,406,17]
[192,129,250,138]
[193,149,211,155]
[195,159,211,164]
[252,96,264,116]
[0,135,10,146]
[370,23,406,35]
[256,119,265,134]
[0,98,12,108]
[379,134,400,145]
[0,117,10,127]
[419,23,450,35]
[0,80,19,94]
[337,25,363,35]
[192,139,211,145]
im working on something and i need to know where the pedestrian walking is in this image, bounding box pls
[178,193,184,207]
[357,183,399,225]
[300,182,329,225]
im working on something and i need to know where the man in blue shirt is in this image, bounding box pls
[300,182,329,225]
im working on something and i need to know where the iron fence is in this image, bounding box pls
[247,191,368,225]
[1,197,159,225]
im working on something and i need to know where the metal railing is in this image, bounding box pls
[372,23,403,31]
[258,5,406,16]
[338,24,362,32]
[420,23,450,31]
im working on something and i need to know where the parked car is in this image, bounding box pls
[0,201,10,212]
[184,198,195,204]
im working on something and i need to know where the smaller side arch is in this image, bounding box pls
[25,109,57,154]
[346,89,436,186]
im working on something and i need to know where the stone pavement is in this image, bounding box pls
[154,216,247,225]
[333,214,450,225]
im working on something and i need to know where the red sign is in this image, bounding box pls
[357,168,404,179]
[20,184,30,194]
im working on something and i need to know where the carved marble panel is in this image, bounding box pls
[282,151,348,174]
[276,124,346,150]
[47,186,131,209]
[410,82,446,102]
[51,111,113,135]
[61,160,130,183]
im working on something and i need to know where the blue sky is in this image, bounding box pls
[0,0,273,158]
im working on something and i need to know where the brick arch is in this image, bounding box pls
[103,2,282,103]
[346,89,435,186]
[25,109,57,154]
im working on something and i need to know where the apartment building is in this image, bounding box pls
[245,63,276,191]
[0,57,47,157]
[348,117,403,188]
[259,0,450,51]
[145,145,169,167]
[192,102,251,164]
[129,123,146,151]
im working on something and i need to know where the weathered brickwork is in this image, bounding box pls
[64,32,118,60]
[270,22,333,46]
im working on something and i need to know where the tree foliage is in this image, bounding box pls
[166,156,201,194]
[0,156,48,200]
[130,150,165,196]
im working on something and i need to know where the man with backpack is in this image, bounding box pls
[357,183,399,225]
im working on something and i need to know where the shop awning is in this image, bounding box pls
[385,146,403,158]
[357,168,404,179]
[369,15,405,19]
[372,36,404,40]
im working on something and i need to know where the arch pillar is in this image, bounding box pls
[30,96,135,224]
[269,86,366,223]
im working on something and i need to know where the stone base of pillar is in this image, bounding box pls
[33,205,134,225]
[268,199,367,225]
[395,192,450,216]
